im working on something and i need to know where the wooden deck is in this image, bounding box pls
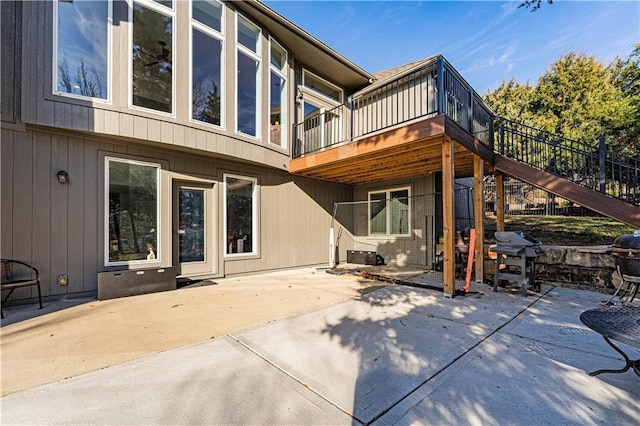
[289,115,493,185]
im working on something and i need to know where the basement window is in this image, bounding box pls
[368,187,411,236]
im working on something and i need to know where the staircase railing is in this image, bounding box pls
[496,117,640,206]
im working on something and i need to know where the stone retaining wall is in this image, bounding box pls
[483,245,619,294]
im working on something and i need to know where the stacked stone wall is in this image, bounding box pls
[483,245,618,294]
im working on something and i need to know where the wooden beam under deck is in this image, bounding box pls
[473,155,485,283]
[442,136,456,297]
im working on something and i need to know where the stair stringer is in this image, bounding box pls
[494,155,640,228]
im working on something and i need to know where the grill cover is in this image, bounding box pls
[612,229,640,252]
[494,231,542,247]
[612,229,640,276]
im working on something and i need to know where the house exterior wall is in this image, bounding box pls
[1,0,359,302]
[17,1,294,170]
[351,65,438,140]
[338,174,436,268]
[1,125,352,300]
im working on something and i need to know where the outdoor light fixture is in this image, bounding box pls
[57,170,69,184]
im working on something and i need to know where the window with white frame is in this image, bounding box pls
[224,174,257,256]
[106,157,161,265]
[302,70,343,103]
[269,38,287,148]
[236,14,261,137]
[368,187,411,236]
[191,0,224,126]
[131,0,174,114]
[54,0,111,101]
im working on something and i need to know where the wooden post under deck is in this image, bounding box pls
[442,136,455,297]
[495,172,505,232]
[473,155,484,284]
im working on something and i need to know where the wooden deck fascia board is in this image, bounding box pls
[290,115,447,173]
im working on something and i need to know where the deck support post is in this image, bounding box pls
[495,172,505,232]
[473,155,485,284]
[442,136,456,297]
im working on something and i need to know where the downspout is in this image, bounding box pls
[329,202,338,268]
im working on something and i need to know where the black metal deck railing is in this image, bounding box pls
[293,56,493,158]
[497,118,640,205]
[292,55,639,207]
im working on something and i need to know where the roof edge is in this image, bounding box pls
[246,0,374,82]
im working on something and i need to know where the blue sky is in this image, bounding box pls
[263,1,640,94]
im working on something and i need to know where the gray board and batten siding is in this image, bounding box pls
[1,0,355,302]
[1,126,354,300]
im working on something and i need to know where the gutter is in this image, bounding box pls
[244,0,374,82]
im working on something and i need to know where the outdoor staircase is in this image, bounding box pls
[490,118,640,228]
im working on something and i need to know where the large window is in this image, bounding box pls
[236,15,261,137]
[191,0,224,126]
[106,158,161,265]
[224,174,257,256]
[131,0,174,114]
[369,187,411,236]
[269,39,287,148]
[54,0,110,101]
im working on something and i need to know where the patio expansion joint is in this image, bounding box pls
[227,332,367,425]
[364,284,557,425]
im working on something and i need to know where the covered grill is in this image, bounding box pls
[489,231,544,297]
[607,229,640,305]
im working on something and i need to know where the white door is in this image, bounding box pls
[173,181,217,277]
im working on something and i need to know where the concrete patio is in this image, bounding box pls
[1,267,638,425]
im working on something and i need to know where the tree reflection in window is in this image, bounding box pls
[56,0,109,100]
[108,159,159,263]
[192,29,222,125]
[179,188,205,263]
[226,176,255,255]
[132,2,173,113]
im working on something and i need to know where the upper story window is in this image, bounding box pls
[54,0,111,101]
[302,70,343,103]
[269,38,287,148]
[131,0,174,114]
[368,187,411,236]
[236,14,261,138]
[191,0,224,127]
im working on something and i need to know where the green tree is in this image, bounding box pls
[532,52,632,145]
[607,44,640,156]
[483,78,535,123]
[486,51,638,156]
